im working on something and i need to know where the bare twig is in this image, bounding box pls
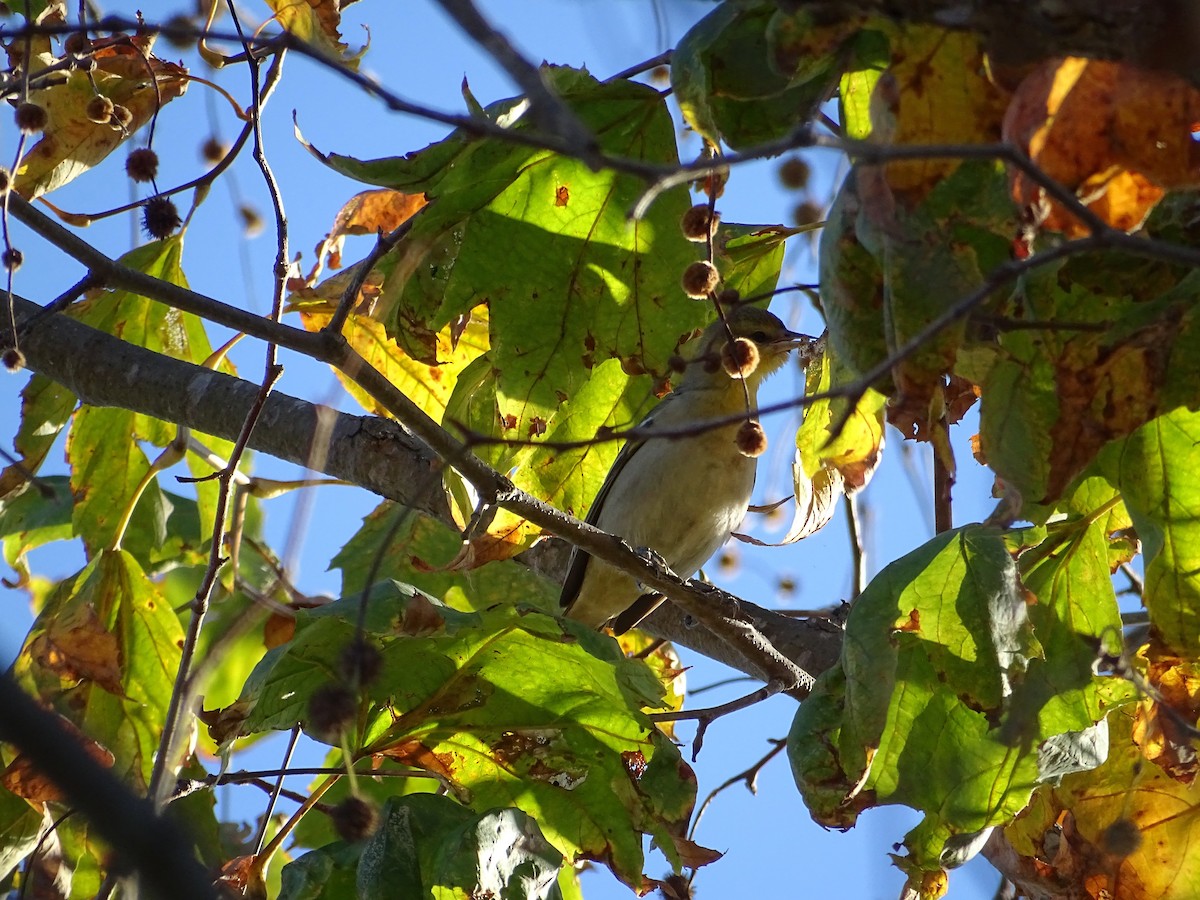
[432,0,599,162]
[648,679,789,759]
[254,726,300,854]
[688,738,786,841]
[844,492,866,599]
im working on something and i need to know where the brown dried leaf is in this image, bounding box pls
[215,855,266,900]
[310,189,427,282]
[26,602,122,694]
[15,38,188,199]
[2,714,114,803]
[265,0,364,65]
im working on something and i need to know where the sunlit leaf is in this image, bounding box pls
[0,375,76,501]
[790,523,1130,887]
[13,550,183,791]
[211,588,704,889]
[1100,407,1200,656]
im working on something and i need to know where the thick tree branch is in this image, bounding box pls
[8,293,844,688]
[9,293,450,519]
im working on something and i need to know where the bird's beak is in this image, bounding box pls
[777,328,809,349]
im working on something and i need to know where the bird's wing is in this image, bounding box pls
[558,410,657,612]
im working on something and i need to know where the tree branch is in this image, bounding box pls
[7,292,844,688]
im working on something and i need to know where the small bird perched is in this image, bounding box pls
[560,306,804,633]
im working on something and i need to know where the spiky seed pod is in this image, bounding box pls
[110,104,134,130]
[15,102,47,133]
[201,136,226,163]
[142,196,181,240]
[680,260,720,299]
[1102,818,1142,858]
[330,796,379,842]
[338,639,383,687]
[85,95,114,124]
[679,204,719,242]
[735,420,767,458]
[125,148,159,183]
[2,248,23,272]
[720,336,760,379]
[716,289,741,308]
[778,156,811,190]
[3,347,25,372]
[64,32,91,56]
[306,683,357,741]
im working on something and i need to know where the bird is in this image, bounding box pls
[560,305,805,633]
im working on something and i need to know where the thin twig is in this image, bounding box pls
[648,679,788,759]
[431,0,599,161]
[687,738,786,841]
[254,727,300,855]
[844,492,866,599]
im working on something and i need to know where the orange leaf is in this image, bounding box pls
[2,714,114,803]
[1003,58,1200,236]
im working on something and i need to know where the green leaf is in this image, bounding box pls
[0,474,74,587]
[0,374,76,501]
[981,263,1200,513]
[796,343,885,488]
[291,749,439,851]
[362,796,562,900]
[331,502,560,613]
[1099,407,1200,655]
[13,550,183,790]
[67,405,165,557]
[283,796,562,900]
[821,159,1012,438]
[279,839,363,900]
[671,2,847,149]
[789,524,1127,879]
[838,30,890,140]
[307,68,744,557]
[214,589,700,888]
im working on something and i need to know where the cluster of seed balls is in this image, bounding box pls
[305,638,386,842]
[673,200,769,460]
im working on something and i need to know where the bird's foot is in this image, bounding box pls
[632,545,670,590]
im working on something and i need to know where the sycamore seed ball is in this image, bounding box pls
[679,204,719,242]
[86,95,114,124]
[111,104,134,130]
[778,155,812,190]
[306,683,356,741]
[15,102,47,133]
[735,420,767,457]
[125,147,159,183]
[1102,818,1142,858]
[3,347,25,372]
[721,336,760,379]
[681,260,720,299]
[331,796,379,842]
[142,196,181,240]
[2,247,23,272]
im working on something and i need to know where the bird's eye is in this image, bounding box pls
[750,330,769,343]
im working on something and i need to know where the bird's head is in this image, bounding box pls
[681,306,806,391]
